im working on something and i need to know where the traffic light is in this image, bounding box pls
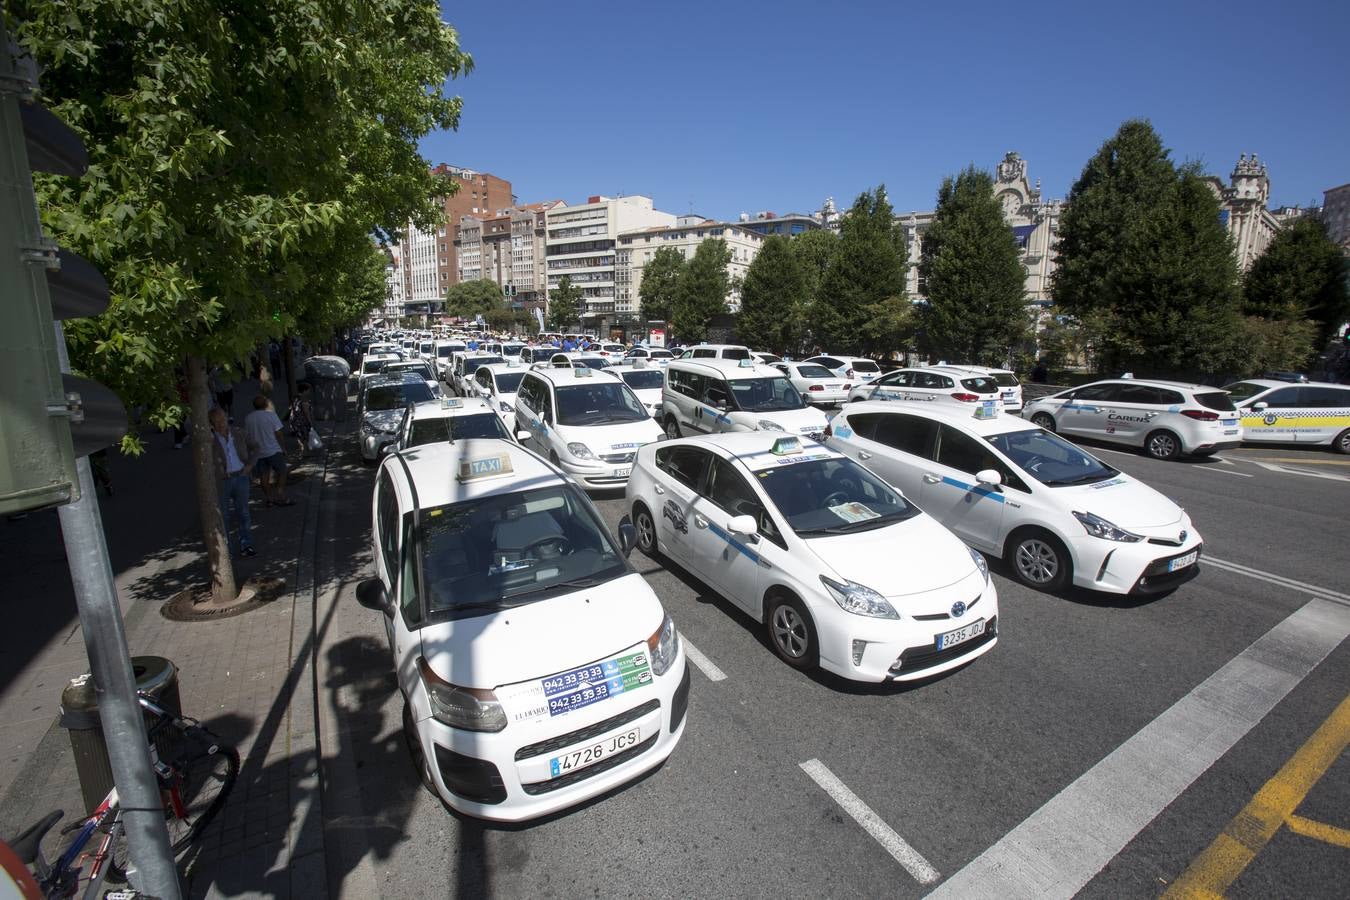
[0,25,124,515]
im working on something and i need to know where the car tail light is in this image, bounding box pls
[1181,410,1219,421]
[809,384,823,391]
[843,383,852,390]
[952,392,980,402]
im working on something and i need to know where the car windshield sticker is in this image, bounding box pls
[828,501,880,523]
[745,451,832,470]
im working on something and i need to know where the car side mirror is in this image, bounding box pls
[727,514,758,536]
[1252,401,1267,411]
[356,578,391,615]
[975,469,1003,488]
[516,430,532,442]
[617,516,637,558]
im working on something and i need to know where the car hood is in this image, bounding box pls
[805,514,981,598]
[1054,475,1184,530]
[363,408,402,431]
[419,572,664,689]
[733,405,830,433]
[555,418,664,449]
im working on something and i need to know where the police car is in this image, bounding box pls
[1223,379,1350,453]
[826,402,1203,594]
[625,433,999,682]
[662,359,830,441]
[357,372,438,463]
[358,439,689,821]
[394,397,513,451]
[514,365,663,487]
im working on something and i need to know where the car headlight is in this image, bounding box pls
[646,612,680,676]
[1072,511,1143,542]
[820,576,899,619]
[416,658,507,732]
[968,545,989,583]
[758,419,785,432]
[567,442,595,460]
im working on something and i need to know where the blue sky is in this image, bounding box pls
[424,0,1349,219]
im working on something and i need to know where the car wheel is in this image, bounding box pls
[403,698,436,795]
[765,593,818,670]
[1145,429,1181,460]
[1030,412,1056,432]
[1334,428,1350,455]
[632,502,660,559]
[665,416,682,439]
[1006,529,1072,592]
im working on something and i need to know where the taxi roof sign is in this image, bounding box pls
[458,454,514,482]
[738,358,755,367]
[441,397,463,409]
[573,365,593,377]
[771,436,803,455]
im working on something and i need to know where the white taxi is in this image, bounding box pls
[394,397,513,452]
[773,361,851,407]
[359,439,689,821]
[826,402,1203,595]
[662,359,829,441]
[605,360,665,418]
[470,361,529,434]
[514,365,663,488]
[846,366,1003,417]
[626,434,999,682]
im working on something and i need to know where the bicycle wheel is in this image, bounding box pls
[101,819,131,885]
[162,740,240,853]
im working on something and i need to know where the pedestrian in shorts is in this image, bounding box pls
[244,394,293,506]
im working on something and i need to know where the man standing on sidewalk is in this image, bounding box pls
[244,394,294,507]
[210,407,257,557]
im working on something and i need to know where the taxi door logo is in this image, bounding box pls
[662,499,688,534]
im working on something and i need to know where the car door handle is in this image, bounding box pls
[922,473,941,484]
[857,451,873,460]
[654,484,666,495]
[693,514,708,529]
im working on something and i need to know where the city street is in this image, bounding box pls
[316,425,1350,898]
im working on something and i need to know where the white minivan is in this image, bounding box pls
[661,359,829,441]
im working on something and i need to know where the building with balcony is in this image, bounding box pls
[381,243,404,322]
[1324,182,1350,253]
[616,216,765,314]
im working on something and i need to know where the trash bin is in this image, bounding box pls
[59,656,181,815]
[301,355,351,422]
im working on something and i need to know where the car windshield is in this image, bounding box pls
[620,370,664,390]
[572,357,610,370]
[420,485,627,618]
[502,344,524,356]
[755,457,918,535]
[1221,382,1265,403]
[986,429,1118,486]
[555,382,649,425]
[408,413,510,446]
[365,381,435,411]
[463,356,504,376]
[796,365,834,379]
[722,347,752,360]
[436,346,453,358]
[387,363,434,380]
[491,372,525,394]
[650,350,674,359]
[728,377,804,412]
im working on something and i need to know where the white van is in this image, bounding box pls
[661,359,829,441]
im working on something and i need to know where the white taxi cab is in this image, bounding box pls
[625,434,999,682]
[358,439,689,821]
[846,366,1004,417]
[605,360,665,418]
[513,365,663,488]
[825,402,1203,595]
[662,359,829,442]
[470,361,529,434]
[394,397,513,452]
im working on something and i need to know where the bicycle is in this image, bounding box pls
[3,692,240,898]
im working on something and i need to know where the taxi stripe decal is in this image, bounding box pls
[701,406,732,425]
[706,521,771,568]
[940,475,1006,504]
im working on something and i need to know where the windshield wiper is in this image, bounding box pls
[796,512,911,536]
[1044,470,1117,486]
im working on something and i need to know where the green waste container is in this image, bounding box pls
[59,656,181,814]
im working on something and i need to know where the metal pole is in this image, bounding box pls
[54,328,183,900]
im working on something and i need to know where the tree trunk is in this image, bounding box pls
[188,355,238,605]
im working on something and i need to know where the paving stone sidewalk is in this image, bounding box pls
[0,381,338,899]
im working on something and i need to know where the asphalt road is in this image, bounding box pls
[318,423,1350,899]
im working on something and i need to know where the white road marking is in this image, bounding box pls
[679,636,727,682]
[799,758,940,884]
[927,597,1350,900]
[1249,460,1350,482]
[1188,465,1253,478]
[1205,555,1350,604]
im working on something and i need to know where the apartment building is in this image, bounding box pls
[615,216,764,314]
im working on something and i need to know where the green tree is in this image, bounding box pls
[672,238,731,342]
[16,0,471,605]
[792,228,839,305]
[638,246,685,322]
[1244,216,1349,347]
[1052,120,1244,376]
[920,166,1028,364]
[817,186,908,354]
[736,236,807,353]
[445,279,505,319]
[547,276,582,331]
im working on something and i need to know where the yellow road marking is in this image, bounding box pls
[1242,456,1350,467]
[1286,815,1350,849]
[1162,692,1350,899]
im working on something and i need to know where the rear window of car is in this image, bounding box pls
[960,377,999,394]
[1194,392,1236,412]
[992,373,1019,387]
[796,365,834,379]
[722,347,751,360]
[851,360,880,373]
[1222,382,1265,402]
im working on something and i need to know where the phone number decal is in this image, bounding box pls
[542,652,652,717]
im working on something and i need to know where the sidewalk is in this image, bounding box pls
[0,379,336,899]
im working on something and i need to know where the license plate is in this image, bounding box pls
[549,727,641,777]
[937,618,986,650]
[613,467,631,478]
[1220,418,1238,426]
[1223,429,1239,436]
[975,402,998,420]
[1168,550,1198,572]
[827,384,842,390]
[1002,391,1017,400]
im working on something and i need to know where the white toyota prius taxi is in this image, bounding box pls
[825,402,1204,595]
[359,438,689,821]
[625,433,999,682]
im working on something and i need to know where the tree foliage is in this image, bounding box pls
[672,238,731,343]
[792,228,839,309]
[1052,120,1244,376]
[445,279,504,319]
[1244,216,1349,347]
[736,236,807,353]
[547,276,581,331]
[638,246,685,323]
[919,166,1027,365]
[816,186,908,354]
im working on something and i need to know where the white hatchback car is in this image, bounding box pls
[360,439,688,821]
[934,365,1023,412]
[847,366,1003,418]
[773,361,851,407]
[627,433,999,682]
[605,362,665,418]
[1223,380,1350,453]
[1022,379,1242,460]
[625,347,676,366]
[826,402,1203,595]
[662,359,829,441]
[805,355,882,383]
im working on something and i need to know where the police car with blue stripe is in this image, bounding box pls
[825,401,1204,595]
[625,432,999,682]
